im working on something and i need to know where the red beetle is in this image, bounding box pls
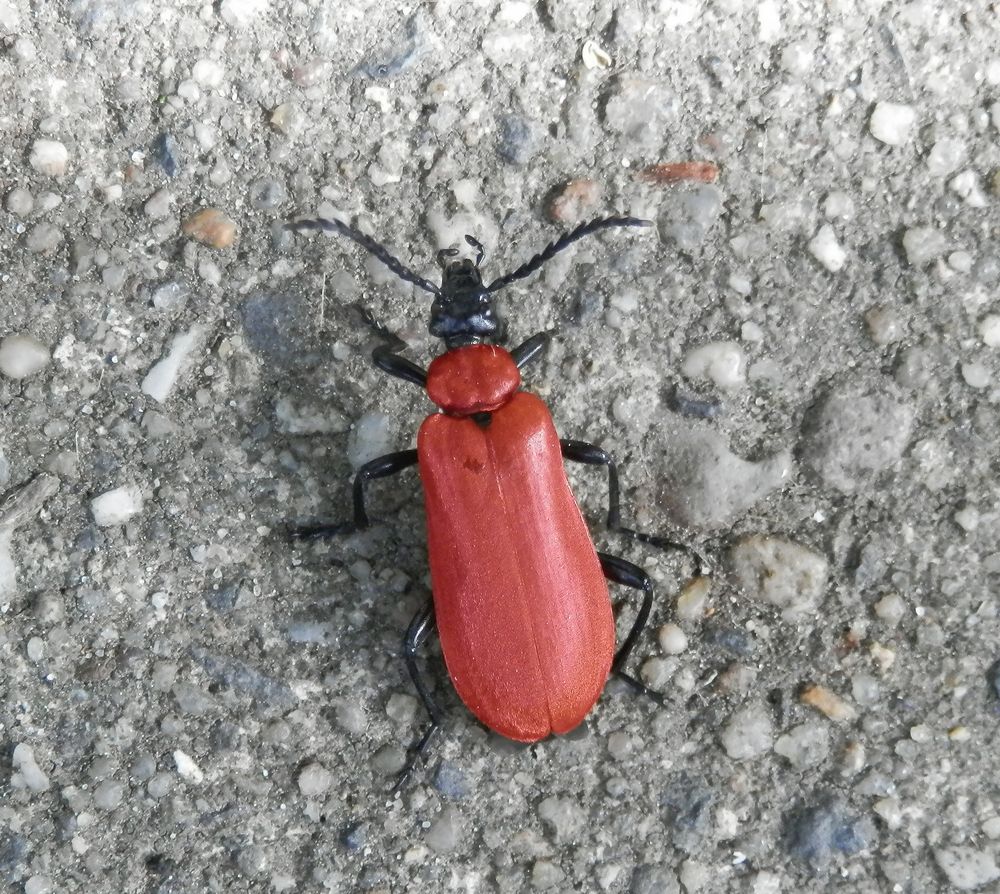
[291,215,692,789]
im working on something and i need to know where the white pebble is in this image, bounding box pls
[658,623,688,655]
[297,762,332,797]
[730,535,828,616]
[808,224,847,272]
[780,41,813,76]
[902,226,947,266]
[933,846,1000,891]
[0,334,50,379]
[823,191,855,221]
[681,341,745,389]
[90,485,144,527]
[347,410,394,469]
[954,505,979,531]
[5,186,34,215]
[173,749,204,782]
[865,306,904,345]
[720,704,773,759]
[192,58,226,88]
[950,170,988,207]
[961,361,991,389]
[926,138,967,177]
[676,576,711,620]
[141,325,204,403]
[28,138,69,176]
[979,314,1000,347]
[949,250,974,273]
[873,796,903,830]
[873,592,905,626]
[12,743,50,792]
[869,102,916,146]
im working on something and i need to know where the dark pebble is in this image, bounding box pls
[152,132,181,177]
[630,863,678,894]
[433,761,469,800]
[241,291,317,368]
[783,796,873,866]
[987,658,1000,700]
[670,390,724,419]
[355,13,423,79]
[341,821,367,851]
[0,831,30,883]
[205,581,240,613]
[498,115,537,166]
[189,648,296,709]
[705,626,756,657]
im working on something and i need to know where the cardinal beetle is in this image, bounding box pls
[290,214,700,790]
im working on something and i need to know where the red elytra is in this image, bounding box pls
[418,344,615,741]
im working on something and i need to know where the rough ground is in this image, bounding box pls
[1,1,999,892]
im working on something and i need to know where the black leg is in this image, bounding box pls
[561,439,711,575]
[292,449,418,539]
[373,343,427,388]
[510,331,551,370]
[598,551,664,706]
[392,598,442,794]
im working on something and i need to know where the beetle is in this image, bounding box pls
[290,214,700,790]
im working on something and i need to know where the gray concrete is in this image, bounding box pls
[2,1,999,891]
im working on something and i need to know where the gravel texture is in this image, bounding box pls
[2,2,1000,892]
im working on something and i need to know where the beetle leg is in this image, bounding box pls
[373,343,427,388]
[291,449,418,539]
[392,598,442,794]
[509,331,551,370]
[597,551,665,707]
[560,439,712,575]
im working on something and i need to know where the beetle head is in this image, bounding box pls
[429,238,505,348]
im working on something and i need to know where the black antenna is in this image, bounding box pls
[486,216,652,294]
[287,217,440,296]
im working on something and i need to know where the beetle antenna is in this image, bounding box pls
[464,234,485,267]
[288,217,441,296]
[486,216,652,293]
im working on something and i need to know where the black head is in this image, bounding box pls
[289,214,652,351]
[429,237,504,348]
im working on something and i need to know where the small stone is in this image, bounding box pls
[152,133,181,177]
[24,223,63,253]
[720,704,773,759]
[386,692,417,724]
[783,798,872,867]
[497,114,537,166]
[659,184,724,249]
[270,102,304,136]
[93,779,125,810]
[425,805,462,853]
[5,186,33,215]
[144,189,173,219]
[903,226,947,266]
[979,315,1000,347]
[773,722,830,769]
[954,505,979,531]
[927,138,967,177]
[808,225,847,272]
[933,846,1000,890]
[865,306,904,345]
[0,334,50,379]
[983,816,1000,839]
[658,623,688,655]
[678,859,709,892]
[681,341,745,389]
[873,592,905,626]
[432,761,469,800]
[840,741,866,776]
[538,796,585,842]
[249,178,288,210]
[12,743,50,792]
[182,208,238,248]
[948,725,971,743]
[870,642,895,671]
[961,361,991,389]
[800,684,857,722]
[141,324,204,403]
[676,577,711,620]
[90,485,143,526]
[548,179,601,223]
[25,876,51,894]
[531,859,565,889]
[192,58,225,88]
[800,383,913,493]
[869,102,916,146]
[297,762,332,797]
[729,535,828,616]
[823,191,855,221]
[29,138,69,176]
[173,749,204,782]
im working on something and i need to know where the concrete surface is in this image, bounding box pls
[1,1,999,892]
